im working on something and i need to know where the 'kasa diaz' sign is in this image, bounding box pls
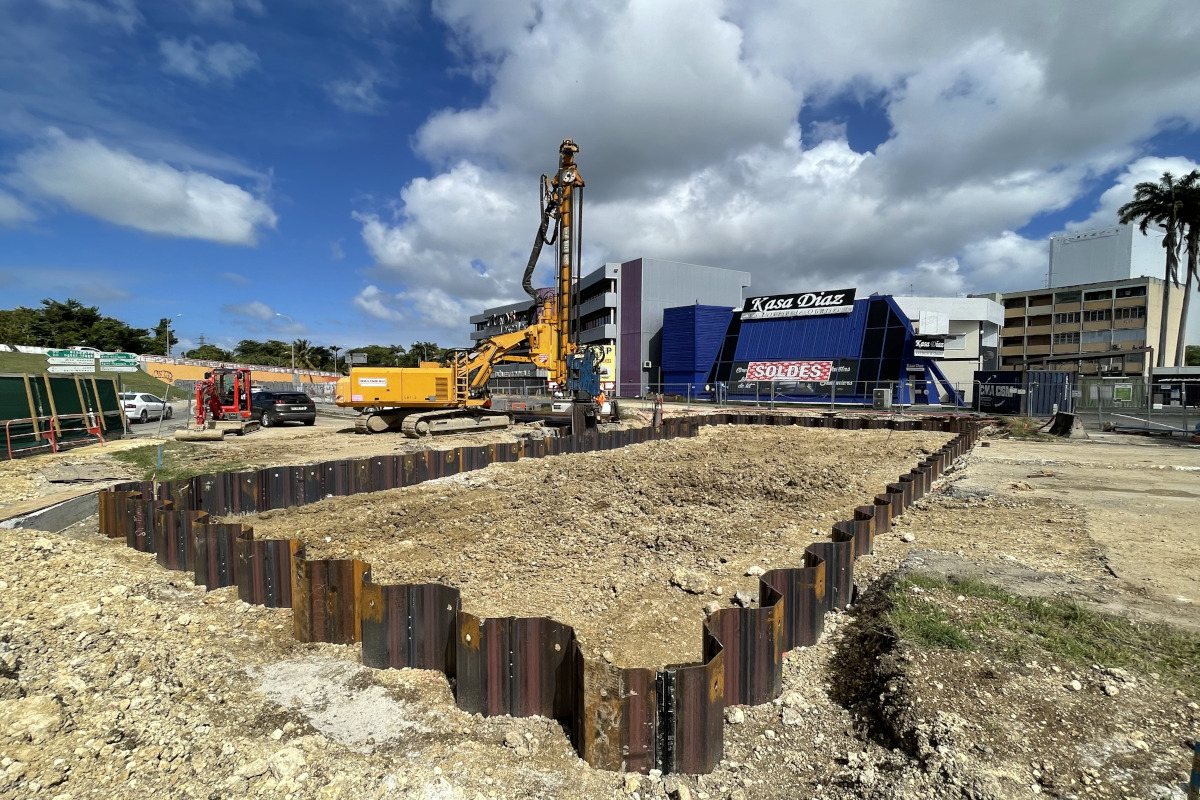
[741,288,857,320]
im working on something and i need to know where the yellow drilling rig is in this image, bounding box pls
[335,138,601,436]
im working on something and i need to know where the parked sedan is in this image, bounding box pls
[250,390,316,427]
[120,392,173,424]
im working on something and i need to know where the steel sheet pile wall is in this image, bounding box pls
[95,413,978,775]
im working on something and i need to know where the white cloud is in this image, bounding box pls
[37,0,140,31]
[330,240,345,260]
[0,191,36,227]
[160,38,259,84]
[1068,155,1200,232]
[13,129,277,245]
[353,285,473,335]
[355,0,1200,336]
[324,67,386,114]
[353,286,405,322]
[221,271,251,286]
[188,0,264,21]
[223,300,275,322]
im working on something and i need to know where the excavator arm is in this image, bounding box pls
[457,325,550,394]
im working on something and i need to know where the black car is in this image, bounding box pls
[250,391,316,427]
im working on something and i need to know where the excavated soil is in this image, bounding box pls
[242,425,953,669]
[3,423,1199,800]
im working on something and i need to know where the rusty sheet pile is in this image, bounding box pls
[96,413,979,775]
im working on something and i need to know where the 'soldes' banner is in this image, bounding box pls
[741,288,856,319]
[731,360,861,398]
[744,360,832,381]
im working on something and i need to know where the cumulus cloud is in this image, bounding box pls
[160,38,260,83]
[356,0,1200,327]
[325,67,386,114]
[13,130,277,245]
[0,191,36,227]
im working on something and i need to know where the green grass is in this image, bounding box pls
[887,574,1200,695]
[110,440,250,482]
[0,351,170,394]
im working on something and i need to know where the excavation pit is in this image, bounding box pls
[241,424,954,669]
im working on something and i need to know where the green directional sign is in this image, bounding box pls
[46,349,95,360]
[99,352,137,361]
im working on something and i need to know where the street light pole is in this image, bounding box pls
[275,313,295,370]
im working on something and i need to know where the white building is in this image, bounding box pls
[1048,223,1197,350]
[892,296,1005,401]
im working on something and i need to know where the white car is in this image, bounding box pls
[119,392,173,424]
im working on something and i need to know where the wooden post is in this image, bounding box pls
[22,373,41,439]
[73,375,88,425]
[41,373,62,437]
[88,377,107,431]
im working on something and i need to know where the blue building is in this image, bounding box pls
[662,290,962,405]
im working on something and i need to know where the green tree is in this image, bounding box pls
[0,306,40,345]
[291,339,318,370]
[309,345,334,371]
[15,298,152,352]
[233,339,290,367]
[148,318,180,356]
[349,344,406,367]
[1119,173,1186,368]
[1186,345,1200,366]
[183,344,234,361]
[397,341,445,367]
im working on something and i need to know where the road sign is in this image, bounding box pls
[47,364,96,374]
[100,365,139,373]
[99,352,137,361]
[99,358,138,367]
[47,357,98,366]
[46,350,95,360]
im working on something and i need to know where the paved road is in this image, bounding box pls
[120,401,191,439]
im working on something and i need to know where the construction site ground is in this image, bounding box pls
[0,417,1198,800]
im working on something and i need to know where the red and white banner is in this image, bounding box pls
[745,360,832,381]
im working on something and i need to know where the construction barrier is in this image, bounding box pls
[93,411,979,775]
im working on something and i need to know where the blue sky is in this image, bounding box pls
[3,0,1200,354]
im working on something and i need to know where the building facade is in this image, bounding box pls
[1048,224,1165,287]
[999,276,1181,376]
[468,258,751,394]
[891,296,1004,401]
[1047,222,1196,356]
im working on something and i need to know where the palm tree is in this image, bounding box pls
[1118,172,1185,368]
[291,338,317,370]
[1172,171,1200,366]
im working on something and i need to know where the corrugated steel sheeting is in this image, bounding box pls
[93,413,979,776]
[733,298,874,361]
[662,305,734,389]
